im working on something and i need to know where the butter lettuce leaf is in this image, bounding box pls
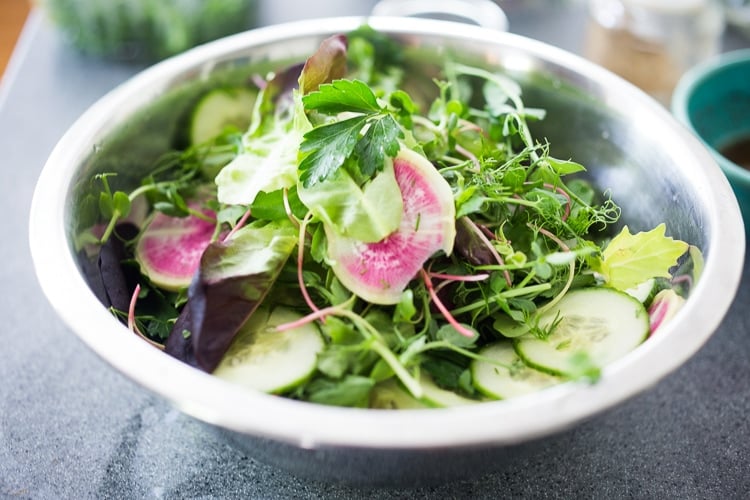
[215,121,302,206]
[297,157,403,243]
[591,223,689,291]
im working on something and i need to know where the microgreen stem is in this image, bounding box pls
[297,213,321,315]
[464,217,512,287]
[449,282,553,316]
[127,284,140,333]
[431,271,489,295]
[127,284,164,350]
[457,118,486,136]
[99,210,121,244]
[420,269,475,338]
[533,224,575,315]
[224,208,252,241]
[274,304,339,332]
[412,115,442,135]
[543,183,571,221]
[369,340,423,398]
[455,143,480,172]
[128,183,160,201]
[282,187,300,229]
[428,272,490,282]
[187,207,216,223]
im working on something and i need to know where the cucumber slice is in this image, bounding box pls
[514,288,649,377]
[369,379,428,409]
[418,374,479,408]
[471,342,561,399]
[189,87,256,145]
[213,307,323,394]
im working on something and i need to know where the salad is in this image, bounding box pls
[80,27,696,409]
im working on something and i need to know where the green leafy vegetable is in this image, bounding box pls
[298,79,404,187]
[298,34,349,95]
[297,157,403,242]
[166,221,297,371]
[592,223,690,291]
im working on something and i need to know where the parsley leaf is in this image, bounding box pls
[298,115,368,187]
[354,114,402,177]
[298,79,405,187]
[302,79,381,114]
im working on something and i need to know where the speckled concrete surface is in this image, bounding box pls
[3,4,750,498]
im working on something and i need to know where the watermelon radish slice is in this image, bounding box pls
[135,206,216,291]
[326,148,456,304]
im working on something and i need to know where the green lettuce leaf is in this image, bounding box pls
[215,121,302,205]
[297,157,403,243]
[592,223,689,291]
[298,34,348,96]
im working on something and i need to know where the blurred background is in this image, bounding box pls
[1,0,749,104]
[1,0,30,75]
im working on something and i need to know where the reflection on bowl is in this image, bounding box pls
[29,17,745,485]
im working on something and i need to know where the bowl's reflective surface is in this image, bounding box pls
[29,16,744,483]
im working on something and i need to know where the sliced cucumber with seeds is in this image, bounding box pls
[418,374,480,408]
[189,87,256,145]
[369,378,428,409]
[514,288,649,377]
[213,307,323,394]
[472,342,561,399]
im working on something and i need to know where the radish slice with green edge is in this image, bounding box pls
[514,288,649,377]
[135,206,216,291]
[213,307,324,394]
[648,289,685,334]
[326,148,456,305]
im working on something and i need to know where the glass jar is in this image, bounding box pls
[586,0,725,104]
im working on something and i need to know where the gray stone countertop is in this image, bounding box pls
[2,1,750,498]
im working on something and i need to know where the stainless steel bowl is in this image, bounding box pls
[29,16,745,485]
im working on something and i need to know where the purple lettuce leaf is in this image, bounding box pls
[165,221,297,372]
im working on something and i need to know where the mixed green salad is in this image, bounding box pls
[79,27,698,409]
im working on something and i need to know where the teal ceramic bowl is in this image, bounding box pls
[672,49,750,235]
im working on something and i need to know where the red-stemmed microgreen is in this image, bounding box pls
[127,284,165,350]
[297,213,322,315]
[223,208,252,241]
[420,269,476,338]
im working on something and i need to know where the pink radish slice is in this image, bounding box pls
[135,206,216,291]
[647,289,685,334]
[326,148,456,305]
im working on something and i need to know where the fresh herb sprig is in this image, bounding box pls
[298,79,405,187]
